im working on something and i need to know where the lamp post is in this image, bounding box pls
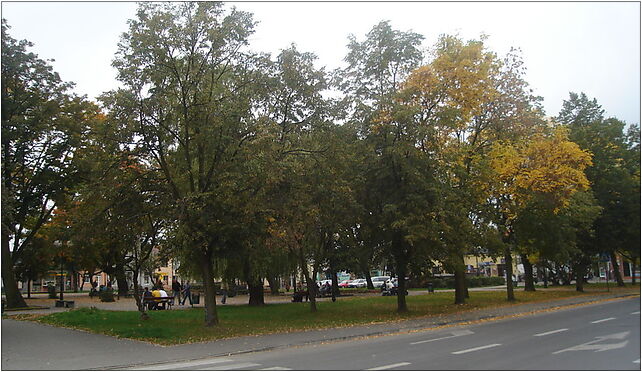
[59,255,64,301]
[54,241,64,301]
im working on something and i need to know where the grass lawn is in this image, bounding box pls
[13,285,639,345]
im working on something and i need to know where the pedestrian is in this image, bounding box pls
[221,282,228,304]
[181,281,193,306]
[171,278,181,305]
[143,287,154,310]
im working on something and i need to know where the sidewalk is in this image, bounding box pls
[2,290,637,370]
[5,286,507,315]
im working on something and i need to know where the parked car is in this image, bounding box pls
[349,278,367,288]
[317,279,332,287]
[371,276,390,288]
[338,279,352,288]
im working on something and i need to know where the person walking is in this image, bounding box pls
[181,281,192,306]
[171,278,181,305]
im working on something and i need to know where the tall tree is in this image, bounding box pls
[106,3,263,326]
[558,93,640,286]
[487,128,592,300]
[335,22,426,309]
[1,20,97,308]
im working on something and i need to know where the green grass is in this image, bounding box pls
[22,286,639,345]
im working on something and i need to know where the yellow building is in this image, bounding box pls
[463,254,520,278]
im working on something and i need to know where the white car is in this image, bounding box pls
[371,276,390,288]
[349,278,367,288]
[317,279,332,287]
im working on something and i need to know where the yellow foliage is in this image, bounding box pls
[489,127,592,214]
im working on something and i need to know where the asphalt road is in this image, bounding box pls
[128,297,640,371]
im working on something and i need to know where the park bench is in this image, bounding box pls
[291,290,309,302]
[143,296,175,310]
[55,300,75,308]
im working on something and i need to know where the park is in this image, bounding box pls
[1,2,640,370]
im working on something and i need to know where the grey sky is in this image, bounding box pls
[2,1,640,125]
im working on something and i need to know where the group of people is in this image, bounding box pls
[142,278,193,310]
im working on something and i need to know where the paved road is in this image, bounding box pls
[126,297,640,371]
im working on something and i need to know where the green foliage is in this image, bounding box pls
[558,93,640,267]
[1,19,99,308]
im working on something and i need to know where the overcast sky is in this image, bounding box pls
[2,1,640,125]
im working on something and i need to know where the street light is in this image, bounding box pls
[54,241,64,301]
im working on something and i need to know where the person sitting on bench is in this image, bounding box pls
[151,288,169,310]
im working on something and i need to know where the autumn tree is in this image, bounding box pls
[487,127,592,300]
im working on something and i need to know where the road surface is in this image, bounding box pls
[128,297,640,370]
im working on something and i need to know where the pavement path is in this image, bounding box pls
[1,290,638,370]
[3,286,507,316]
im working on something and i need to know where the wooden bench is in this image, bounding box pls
[143,296,175,310]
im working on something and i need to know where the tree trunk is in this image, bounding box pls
[331,271,340,298]
[200,249,218,326]
[521,254,536,291]
[70,268,78,292]
[247,280,265,306]
[575,260,586,292]
[244,256,265,306]
[504,245,515,301]
[454,260,466,305]
[609,251,625,287]
[396,263,408,313]
[296,247,317,312]
[115,265,129,297]
[365,269,374,290]
[266,276,280,295]
[1,236,27,308]
[132,269,149,320]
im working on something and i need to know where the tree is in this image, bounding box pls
[399,34,501,304]
[106,3,266,326]
[1,20,97,308]
[335,21,426,312]
[558,93,640,287]
[487,127,592,300]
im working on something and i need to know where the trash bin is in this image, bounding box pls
[427,282,434,293]
[191,293,200,304]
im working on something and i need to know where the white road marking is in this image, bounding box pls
[366,362,412,370]
[633,359,640,364]
[410,329,474,345]
[534,328,569,337]
[128,358,234,370]
[260,368,292,371]
[591,317,616,323]
[200,362,261,370]
[631,311,640,315]
[451,343,501,354]
[553,331,630,354]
